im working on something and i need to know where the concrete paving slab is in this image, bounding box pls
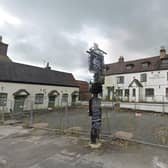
[0,126,168,168]
[0,125,32,139]
[114,131,133,140]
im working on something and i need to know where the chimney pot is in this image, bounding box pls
[45,62,51,70]
[0,36,8,56]
[119,56,124,63]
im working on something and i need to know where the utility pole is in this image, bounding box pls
[87,43,107,147]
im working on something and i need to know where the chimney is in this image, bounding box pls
[45,62,51,70]
[118,56,124,63]
[160,46,166,59]
[0,36,8,56]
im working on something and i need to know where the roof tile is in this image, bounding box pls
[105,56,168,75]
[0,61,78,87]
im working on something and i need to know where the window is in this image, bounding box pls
[116,89,123,96]
[145,88,154,97]
[107,87,112,100]
[132,89,136,97]
[0,93,7,106]
[62,94,68,103]
[126,64,134,70]
[166,88,168,97]
[117,76,124,84]
[160,59,168,68]
[161,59,168,64]
[140,73,147,82]
[125,89,129,97]
[142,62,150,68]
[35,94,44,104]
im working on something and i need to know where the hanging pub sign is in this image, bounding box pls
[88,53,104,73]
[87,43,106,74]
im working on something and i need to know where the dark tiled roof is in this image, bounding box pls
[0,41,8,56]
[106,56,168,75]
[0,54,11,62]
[128,79,143,88]
[0,61,78,87]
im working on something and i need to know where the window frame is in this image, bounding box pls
[126,64,134,70]
[132,89,136,97]
[62,93,69,103]
[124,89,129,97]
[117,76,124,84]
[160,59,168,68]
[116,89,123,97]
[140,73,147,82]
[0,93,8,106]
[35,93,44,104]
[145,88,154,97]
[166,88,168,97]
[142,62,150,69]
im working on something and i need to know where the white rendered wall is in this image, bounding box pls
[0,82,79,112]
[103,70,168,102]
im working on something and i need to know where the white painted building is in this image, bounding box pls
[103,47,168,103]
[0,37,79,113]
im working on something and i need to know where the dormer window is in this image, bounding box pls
[142,62,150,68]
[160,58,168,68]
[126,64,134,70]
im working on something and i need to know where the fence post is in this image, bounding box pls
[105,110,111,135]
[1,106,5,124]
[65,102,69,130]
[29,101,34,126]
[111,98,115,112]
[134,101,136,112]
[162,96,165,114]
[60,100,64,134]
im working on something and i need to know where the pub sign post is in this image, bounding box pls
[87,43,107,144]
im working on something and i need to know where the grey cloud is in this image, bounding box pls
[1,0,168,79]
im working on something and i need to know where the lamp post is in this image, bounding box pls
[87,43,107,146]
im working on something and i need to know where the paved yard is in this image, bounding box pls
[0,126,168,168]
[27,107,168,145]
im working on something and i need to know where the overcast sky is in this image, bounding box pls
[0,0,168,80]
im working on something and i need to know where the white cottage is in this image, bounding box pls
[0,37,79,112]
[103,47,168,103]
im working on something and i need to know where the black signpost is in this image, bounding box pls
[87,43,107,146]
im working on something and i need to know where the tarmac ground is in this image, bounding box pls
[0,126,168,168]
